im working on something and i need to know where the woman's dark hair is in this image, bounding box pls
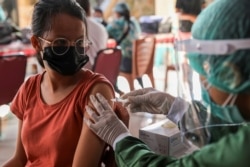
[32,0,87,37]
[122,10,130,22]
[76,0,91,16]
[114,2,131,22]
[31,0,87,67]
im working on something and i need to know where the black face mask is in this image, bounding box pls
[43,46,89,75]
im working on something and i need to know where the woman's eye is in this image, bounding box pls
[54,39,68,46]
[76,39,84,47]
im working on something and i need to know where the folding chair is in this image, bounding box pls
[93,48,122,89]
[0,54,27,137]
[119,36,156,91]
[0,54,27,104]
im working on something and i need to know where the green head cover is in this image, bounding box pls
[188,0,250,93]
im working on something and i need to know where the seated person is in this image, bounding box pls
[2,0,116,166]
[76,0,108,70]
[107,2,143,92]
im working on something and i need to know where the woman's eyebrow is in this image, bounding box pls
[77,35,85,39]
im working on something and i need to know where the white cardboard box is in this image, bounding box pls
[139,119,194,157]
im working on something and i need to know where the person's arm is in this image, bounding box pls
[121,88,176,115]
[115,136,177,166]
[84,93,178,166]
[114,102,130,128]
[85,90,250,166]
[131,17,141,37]
[2,120,27,167]
[121,88,192,124]
[72,83,114,167]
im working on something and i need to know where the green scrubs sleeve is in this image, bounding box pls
[115,136,176,167]
[115,125,250,167]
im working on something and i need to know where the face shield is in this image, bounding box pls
[173,38,250,149]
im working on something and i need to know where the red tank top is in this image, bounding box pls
[11,70,113,167]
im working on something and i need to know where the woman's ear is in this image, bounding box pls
[31,35,42,53]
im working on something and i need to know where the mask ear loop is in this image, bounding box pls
[222,94,238,107]
[38,38,46,67]
[40,51,43,57]
[38,37,45,59]
[201,77,238,107]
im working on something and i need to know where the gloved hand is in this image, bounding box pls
[114,102,130,128]
[121,87,175,115]
[84,93,129,147]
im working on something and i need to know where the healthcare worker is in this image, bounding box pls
[84,0,250,166]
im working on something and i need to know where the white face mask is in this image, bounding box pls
[93,17,103,23]
[201,80,245,123]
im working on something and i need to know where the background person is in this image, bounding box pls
[106,2,142,94]
[0,3,6,21]
[93,6,107,27]
[1,0,16,22]
[2,0,115,166]
[76,0,108,70]
[175,0,206,99]
[175,0,205,33]
[84,0,250,166]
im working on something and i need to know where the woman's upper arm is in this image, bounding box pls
[73,82,115,167]
[3,120,27,167]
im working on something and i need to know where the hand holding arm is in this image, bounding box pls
[84,93,129,147]
[114,102,130,128]
[121,87,175,115]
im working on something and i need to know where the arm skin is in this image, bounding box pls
[114,102,130,128]
[2,121,27,167]
[72,82,115,167]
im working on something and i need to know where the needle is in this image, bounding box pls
[110,97,129,104]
